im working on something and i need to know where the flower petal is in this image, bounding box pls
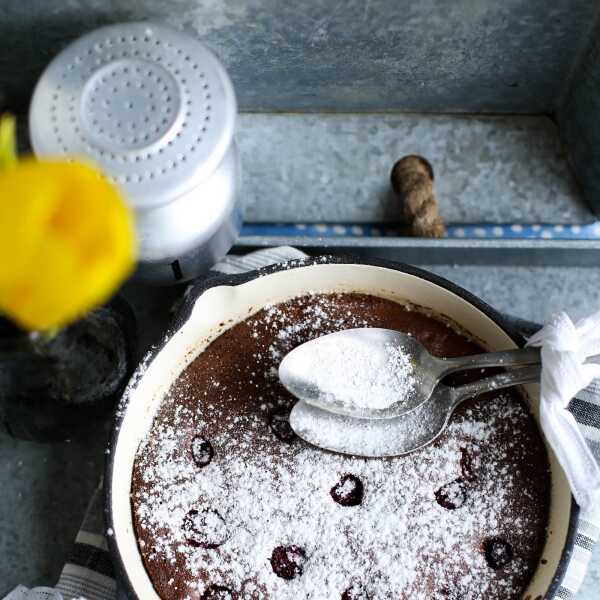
[0,159,136,330]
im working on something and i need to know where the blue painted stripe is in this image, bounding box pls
[240,222,600,240]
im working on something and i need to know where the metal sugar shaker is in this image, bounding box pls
[29,22,241,284]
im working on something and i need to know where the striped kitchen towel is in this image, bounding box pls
[3,246,599,600]
[3,485,116,600]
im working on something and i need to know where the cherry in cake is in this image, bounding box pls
[330,474,364,507]
[191,436,214,468]
[270,545,307,579]
[434,478,467,510]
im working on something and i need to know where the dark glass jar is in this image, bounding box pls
[0,296,136,442]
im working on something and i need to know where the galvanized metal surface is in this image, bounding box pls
[1,0,598,114]
[235,112,600,266]
[558,17,600,216]
[237,113,589,225]
[2,1,600,221]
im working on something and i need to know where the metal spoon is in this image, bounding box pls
[279,328,540,419]
[289,364,541,457]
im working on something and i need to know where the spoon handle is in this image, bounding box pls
[439,346,541,376]
[449,364,542,408]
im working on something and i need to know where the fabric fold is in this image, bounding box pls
[527,311,600,510]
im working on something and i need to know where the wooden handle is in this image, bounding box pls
[390,155,446,238]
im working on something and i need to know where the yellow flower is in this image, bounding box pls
[0,159,136,330]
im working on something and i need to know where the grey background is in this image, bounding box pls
[238,113,589,224]
[0,0,597,114]
[0,0,600,214]
[2,0,600,214]
[558,18,600,216]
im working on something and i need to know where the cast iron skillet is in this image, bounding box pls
[105,254,579,599]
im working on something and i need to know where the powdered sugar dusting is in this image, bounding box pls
[131,292,550,600]
[284,333,417,411]
[134,400,543,599]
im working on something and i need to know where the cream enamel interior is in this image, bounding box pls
[110,263,572,599]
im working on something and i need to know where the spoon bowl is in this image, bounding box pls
[290,365,542,457]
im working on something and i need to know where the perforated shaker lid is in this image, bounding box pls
[29,22,236,209]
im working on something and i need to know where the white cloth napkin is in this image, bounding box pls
[527,311,600,510]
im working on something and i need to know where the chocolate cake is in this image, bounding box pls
[131,293,551,600]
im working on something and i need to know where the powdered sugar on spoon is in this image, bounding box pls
[279,328,541,420]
